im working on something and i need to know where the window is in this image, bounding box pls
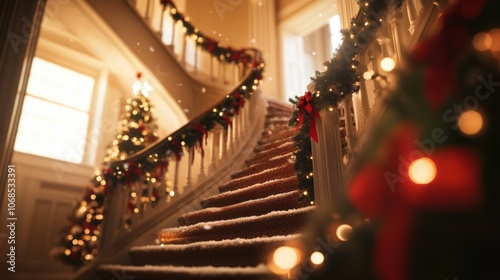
[14,57,95,164]
[329,15,343,54]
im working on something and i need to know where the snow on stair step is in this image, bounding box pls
[202,176,298,208]
[258,128,297,145]
[129,234,301,267]
[157,206,315,245]
[98,264,282,280]
[219,163,295,193]
[246,142,295,166]
[180,190,305,226]
[231,153,293,180]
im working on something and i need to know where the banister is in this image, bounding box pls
[107,47,263,169]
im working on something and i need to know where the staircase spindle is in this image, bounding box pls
[198,142,206,182]
[173,159,180,195]
[193,44,198,72]
[181,34,187,64]
[221,127,228,159]
[146,179,154,210]
[170,13,176,47]
[185,147,193,192]
[209,128,221,174]
[406,0,418,35]
[210,57,214,80]
[159,164,167,200]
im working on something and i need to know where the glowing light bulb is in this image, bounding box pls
[363,70,375,80]
[310,251,324,265]
[380,57,395,72]
[473,32,493,52]
[336,224,353,241]
[408,157,437,185]
[458,110,483,136]
[272,246,300,271]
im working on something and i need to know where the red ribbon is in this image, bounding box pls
[296,91,320,142]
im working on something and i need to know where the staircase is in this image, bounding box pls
[97,100,314,279]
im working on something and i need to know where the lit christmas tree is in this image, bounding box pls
[54,73,160,267]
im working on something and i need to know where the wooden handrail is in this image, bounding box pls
[108,48,263,169]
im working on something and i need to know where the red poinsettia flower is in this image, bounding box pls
[348,122,482,280]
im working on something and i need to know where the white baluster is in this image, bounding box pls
[209,128,221,174]
[185,147,193,192]
[159,163,167,200]
[198,142,206,182]
[210,56,215,80]
[406,0,418,36]
[173,159,180,195]
[182,35,187,64]
[221,127,228,159]
[194,44,199,72]
[146,179,153,211]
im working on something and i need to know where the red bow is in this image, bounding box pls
[296,91,320,142]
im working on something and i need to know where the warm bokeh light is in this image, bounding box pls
[380,57,395,72]
[458,110,483,135]
[488,28,500,53]
[363,70,375,80]
[336,224,353,241]
[272,246,300,271]
[473,32,493,51]
[408,157,437,185]
[310,251,325,265]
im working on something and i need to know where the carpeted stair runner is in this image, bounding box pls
[97,100,311,280]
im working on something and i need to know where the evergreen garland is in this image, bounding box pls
[289,0,401,202]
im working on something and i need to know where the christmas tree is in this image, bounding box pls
[54,73,160,267]
[292,0,500,279]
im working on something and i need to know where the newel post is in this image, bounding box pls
[311,109,346,211]
[98,183,127,258]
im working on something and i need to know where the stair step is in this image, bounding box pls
[232,153,293,180]
[202,176,298,208]
[246,142,295,166]
[157,206,314,244]
[255,135,293,153]
[219,163,295,193]
[180,190,304,226]
[129,234,300,267]
[98,264,281,280]
[258,129,297,145]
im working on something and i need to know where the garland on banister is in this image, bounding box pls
[289,0,401,203]
[109,60,264,186]
[160,0,251,64]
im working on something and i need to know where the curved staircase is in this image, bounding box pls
[97,100,314,279]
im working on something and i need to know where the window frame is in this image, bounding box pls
[14,31,108,167]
